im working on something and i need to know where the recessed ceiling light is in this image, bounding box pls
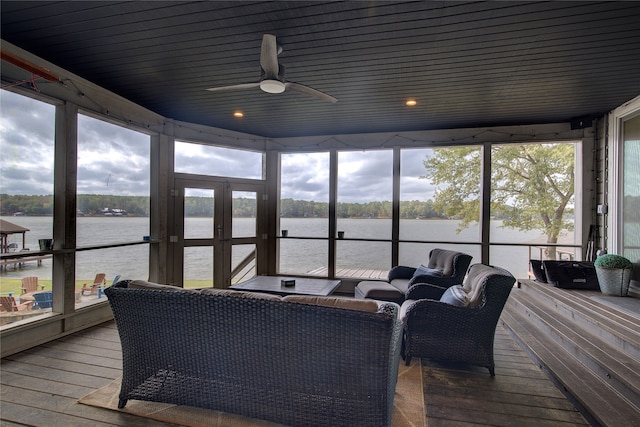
[405,99,417,107]
[233,111,244,118]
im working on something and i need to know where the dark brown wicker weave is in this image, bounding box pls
[400,264,515,376]
[105,282,402,427]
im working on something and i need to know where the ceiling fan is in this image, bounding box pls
[206,34,337,103]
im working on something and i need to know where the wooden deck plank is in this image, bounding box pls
[501,304,638,426]
[422,323,589,426]
[425,405,587,427]
[1,385,176,427]
[305,267,388,280]
[1,359,113,389]
[0,318,593,427]
[38,340,123,360]
[1,400,120,427]
[425,393,588,424]
[0,370,98,399]
[0,397,173,427]
[4,352,121,378]
[23,346,122,370]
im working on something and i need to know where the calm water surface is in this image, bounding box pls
[1,216,577,283]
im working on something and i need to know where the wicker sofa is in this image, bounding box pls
[105,280,403,427]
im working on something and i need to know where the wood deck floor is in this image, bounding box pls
[1,317,590,426]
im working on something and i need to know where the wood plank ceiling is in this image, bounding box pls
[2,1,640,138]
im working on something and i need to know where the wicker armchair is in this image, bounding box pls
[400,263,515,376]
[355,249,473,303]
[389,248,473,291]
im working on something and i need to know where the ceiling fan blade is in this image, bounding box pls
[286,82,337,103]
[206,82,260,92]
[260,34,280,78]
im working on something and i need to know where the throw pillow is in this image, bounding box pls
[439,285,469,307]
[412,264,443,279]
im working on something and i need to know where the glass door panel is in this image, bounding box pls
[177,184,220,288]
[183,246,214,289]
[622,114,640,261]
[184,188,215,239]
[232,244,257,284]
[230,189,259,283]
[232,191,257,238]
[175,178,264,288]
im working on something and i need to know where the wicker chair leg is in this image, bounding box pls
[400,334,410,365]
[488,365,495,377]
[118,399,127,409]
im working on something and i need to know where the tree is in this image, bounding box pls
[422,144,575,259]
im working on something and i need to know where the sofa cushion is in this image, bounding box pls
[356,280,405,300]
[439,285,469,307]
[411,264,443,279]
[129,280,197,292]
[389,278,411,294]
[201,288,282,300]
[284,295,379,312]
[127,280,281,300]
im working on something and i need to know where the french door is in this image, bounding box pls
[173,176,265,288]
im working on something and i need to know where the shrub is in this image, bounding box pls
[594,254,632,269]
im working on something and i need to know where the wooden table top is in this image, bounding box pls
[229,276,341,296]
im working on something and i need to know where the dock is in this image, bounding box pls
[0,253,52,270]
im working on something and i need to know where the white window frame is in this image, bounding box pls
[607,95,640,253]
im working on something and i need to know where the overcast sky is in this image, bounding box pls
[1,90,437,203]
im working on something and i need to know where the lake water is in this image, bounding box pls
[1,216,578,283]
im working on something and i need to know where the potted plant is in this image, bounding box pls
[594,254,633,296]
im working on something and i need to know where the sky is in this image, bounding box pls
[1,89,437,203]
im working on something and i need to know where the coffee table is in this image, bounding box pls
[229,276,341,296]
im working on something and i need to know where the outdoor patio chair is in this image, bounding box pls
[400,263,515,376]
[110,274,121,287]
[391,248,474,292]
[0,296,33,312]
[21,276,45,294]
[33,291,53,309]
[355,248,473,302]
[81,273,107,296]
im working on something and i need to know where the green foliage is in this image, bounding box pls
[77,194,150,216]
[594,254,632,269]
[2,194,449,219]
[422,143,575,244]
[0,194,150,216]
[421,146,482,231]
[0,194,54,215]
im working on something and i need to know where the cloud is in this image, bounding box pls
[280,149,438,203]
[77,114,150,196]
[1,91,438,203]
[0,91,56,195]
[338,151,393,202]
[400,148,437,201]
[281,152,330,201]
[175,142,263,179]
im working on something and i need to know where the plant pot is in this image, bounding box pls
[595,266,632,296]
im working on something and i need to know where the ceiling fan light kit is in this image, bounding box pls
[205,34,336,103]
[260,79,285,93]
